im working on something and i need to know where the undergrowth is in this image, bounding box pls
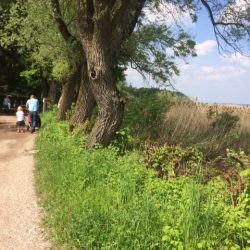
[35,110,250,249]
[123,88,250,154]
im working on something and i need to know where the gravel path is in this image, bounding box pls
[0,115,51,250]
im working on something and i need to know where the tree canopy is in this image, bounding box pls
[1,0,250,146]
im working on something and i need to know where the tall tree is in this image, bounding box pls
[76,0,146,147]
[13,0,94,121]
[12,0,196,131]
[50,0,95,122]
[0,1,28,96]
[75,0,250,148]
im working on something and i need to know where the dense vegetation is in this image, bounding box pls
[35,90,250,249]
[1,0,250,146]
[1,1,250,248]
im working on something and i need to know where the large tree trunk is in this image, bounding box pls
[76,0,145,147]
[40,80,49,99]
[50,0,85,121]
[71,63,95,127]
[85,46,125,148]
[48,80,59,104]
[57,65,81,120]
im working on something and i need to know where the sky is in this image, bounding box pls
[126,4,250,105]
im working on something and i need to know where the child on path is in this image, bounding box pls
[16,106,25,133]
[26,112,31,131]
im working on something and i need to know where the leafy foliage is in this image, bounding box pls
[111,128,133,156]
[162,179,250,249]
[145,145,203,179]
[18,0,73,80]
[211,112,240,135]
[0,2,29,96]
[123,24,196,84]
[122,87,187,142]
[35,110,250,249]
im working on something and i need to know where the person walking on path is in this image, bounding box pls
[0,114,51,249]
[3,96,11,113]
[14,93,22,108]
[16,106,25,133]
[26,95,39,134]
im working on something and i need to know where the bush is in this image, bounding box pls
[211,112,240,136]
[145,145,203,178]
[122,88,179,142]
[35,110,250,249]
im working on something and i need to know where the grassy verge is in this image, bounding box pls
[35,110,250,249]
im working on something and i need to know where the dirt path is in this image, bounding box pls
[0,115,51,250]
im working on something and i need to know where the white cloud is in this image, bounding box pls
[125,67,143,86]
[200,67,246,81]
[199,66,214,74]
[222,53,250,68]
[178,61,247,85]
[179,63,194,71]
[195,40,217,56]
[125,67,154,88]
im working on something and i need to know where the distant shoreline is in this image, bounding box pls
[197,102,250,107]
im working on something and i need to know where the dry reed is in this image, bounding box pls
[163,102,250,152]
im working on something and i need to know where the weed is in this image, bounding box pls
[35,110,250,249]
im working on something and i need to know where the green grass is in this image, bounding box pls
[35,110,250,249]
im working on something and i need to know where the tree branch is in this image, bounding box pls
[76,0,94,43]
[200,0,246,53]
[201,0,244,28]
[110,0,146,57]
[50,0,73,42]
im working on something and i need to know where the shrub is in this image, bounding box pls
[211,112,240,136]
[145,145,203,178]
[35,110,250,249]
[122,88,179,142]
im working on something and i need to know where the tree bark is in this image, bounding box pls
[51,0,95,122]
[57,65,81,120]
[85,44,125,148]
[76,0,145,147]
[71,63,95,127]
[48,80,59,104]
